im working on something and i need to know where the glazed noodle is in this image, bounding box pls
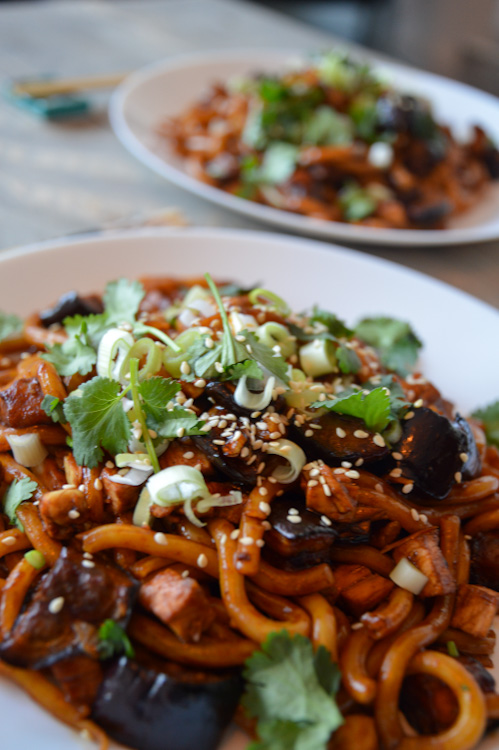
[162,52,499,229]
[0,274,498,750]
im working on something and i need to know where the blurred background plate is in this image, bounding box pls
[0,226,498,749]
[109,51,499,247]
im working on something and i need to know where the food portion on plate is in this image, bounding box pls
[0,273,498,750]
[162,52,499,229]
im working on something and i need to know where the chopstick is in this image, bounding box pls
[12,73,129,98]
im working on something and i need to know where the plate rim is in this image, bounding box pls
[109,48,499,248]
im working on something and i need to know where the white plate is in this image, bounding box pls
[109,50,499,247]
[0,227,498,750]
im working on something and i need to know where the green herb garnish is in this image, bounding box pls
[0,312,23,343]
[354,316,422,376]
[3,477,38,531]
[98,619,135,660]
[41,394,68,424]
[472,400,499,447]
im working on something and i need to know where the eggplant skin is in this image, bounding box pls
[92,657,242,750]
[392,408,481,500]
[39,291,103,327]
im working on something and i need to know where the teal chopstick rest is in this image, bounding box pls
[3,77,90,119]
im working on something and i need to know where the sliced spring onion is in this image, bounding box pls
[229,311,257,335]
[266,439,306,484]
[255,322,296,358]
[178,297,217,328]
[163,328,201,377]
[134,324,181,353]
[248,288,290,316]
[96,328,134,380]
[118,337,163,383]
[6,433,47,467]
[389,557,428,595]
[115,453,153,470]
[24,550,46,570]
[109,467,153,486]
[133,487,152,527]
[383,419,402,445]
[234,375,275,411]
[284,374,327,410]
[196,491,243,514]
[299,339,338,377]
[165,284,213,323]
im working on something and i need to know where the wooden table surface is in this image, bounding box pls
[0,0,498,309]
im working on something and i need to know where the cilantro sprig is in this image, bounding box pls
[354,316,422,376]
[472,400,499,447]
[2,477,38,531]
[0,312,23,343]
[98,619,135,660]
[313,375,410,433]
[41,394,67,424]
[242,631,343,750]
[290,309,360,375]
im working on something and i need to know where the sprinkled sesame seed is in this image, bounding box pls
[321,515,332,526]
[154,532,168,545]
[414,399,423,408]
[83,552,93,559]
[354,430,369,439]
[403,483,414,495]
[82,559,95,569]
[373,434,385,448]
[180,361,191,375]
[287,515,302,524]
[404,411,415,421]
[336,427,346,438]
[94,478,103,491]
[355,458,364,467]
[194,378,207,388]
[230,529,240,540]
[200,423,212,432]
[257,461,266,474]
[68,509,80,520]
[215,362,224,373]
[62,483,76,490]
[181,570,190,578]
[256,539,265,548]
[197,553,208,568]
[460,453,469,463]
[2,536,16,546]
[410,508,420,521]
[308,479,319,487]
[204,337,215,349]
[220,534,227,545]
[309,468,320,477]
[105,461,114,469]
[240,536,254,546]
[78,484,85,492]
[305,429,314,438]
[419,514,428,524]
[256,421,267,430]
[351,622,364,631]
[258,487,268,497]
[262,520,272,531]
[375,483,384,493]
[48,596,65,614]
[213,439,225,445]
[334,468,345,475]
[390,468,402,478]
[183,451,195,460]
[464,534,472,541]
[259,501,271,515]
[392,452,403,461]
[454,472,462,483]
[345,470,360,479]
[341,461,352,469]
[323,485,332,497]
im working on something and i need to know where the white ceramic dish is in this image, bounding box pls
[109,50,499,247]
[0,227,497,750]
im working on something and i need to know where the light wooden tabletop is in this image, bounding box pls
[0,0,498,309]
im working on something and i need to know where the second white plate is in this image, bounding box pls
[110,50,499,247]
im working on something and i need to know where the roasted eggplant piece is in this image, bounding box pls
[264,493,338,569]
[469,531,499,591]
[391,408,480,500]
[289,412,389,467]
[92,656,242,750]
[0,547,137,669]
[39,291,103,327]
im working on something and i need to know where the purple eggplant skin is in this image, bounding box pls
[391,408,481,500]
[92,657,242,750]
[469,531,499,592]
[39,291,103,327]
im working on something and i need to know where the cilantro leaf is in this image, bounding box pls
[138,377,181,424]
[0,312,23,343]
[225,359,264,381]
[98,619,135,660]
[354,317,422,376]
[244,331,289,384]
[41,394,67,424]
[103,279,145,324]
[242,631,343,750]
[310,308,353,339]
[63,312,109,349]
[42,329,97,377]
[336,346,361,374]
[138,377,205,438]
[317,387,391,433]
[472,400,499,447]
[63,377,131,467]
[147,408,205,439]
[339,182,377,221]
[3,477,38,531]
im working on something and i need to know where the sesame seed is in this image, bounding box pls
[256,421,267,430]
[94,478,103,491]
[390,468,402,478]
[460,453,469,463]
[194,378,206,388]
[341,461,352,469]
[220,534,227,544]
[180,361,191,375]
[259,487,268,496]
[240,536,254,546]
[355,458,364,467]
[200,423,212,432]
[464,534,472,541]
[419,514,428,524]
[309,468,320,477]
[256,539,265,548]
[392,452,403,461]
[287,515,302,524]
[373,434,385,448]
[262,520,272,531]
[414,399,423,408]
[181,570,190,579]
[410,508,420,521]
[404,411,415,421]
[288,508,299,515]
[403,483,414,495]
[230,529,240,540]
[197,553,208,568]
[259,501,271,515]
[241,446,250,458]
[2,536,16,546]
[48,596,65,614]
[454,472,462,483]
[307,479,319,487]
[334,468,345,475]
[305,429,314,438]
[268,431,279,440]
[321,515,332,526]
[105,461,114,469]
[235,334,246,342]
[215,362,224,373]
[68,509,80,520]
[375,483,384,493]
[204,337,215,349]
[354,430,369,439]
[82,559,95,569]
[78,484,85,492]
[323,485,332,497]
[62,483,76,490]
[336,427,346,438]
[148,429,157,438]
[154,532,168,545]
[345,470,360,479]
[351,622,363,631]
[183,451,195,460]
[83,552,93,559]
[213,439,225,445]
[257,462,266,474]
